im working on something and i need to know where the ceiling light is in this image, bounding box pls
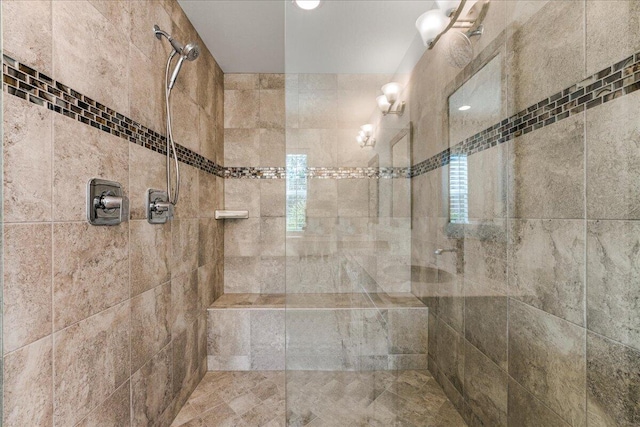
[458,105,471,111]
[293,0,321,10]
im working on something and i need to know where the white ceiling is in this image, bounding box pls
[178,0,434,74]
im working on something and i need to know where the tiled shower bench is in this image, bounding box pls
[207,293,429,371]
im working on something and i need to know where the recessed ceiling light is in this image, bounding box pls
[458,105,471,111]
[293,0,321,10]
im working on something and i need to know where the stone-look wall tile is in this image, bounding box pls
[287,128,338,168]
[224,129,261,167]
[435,318,465,395]
[173,164,199,220]
[587,332,640,427]
[53,115,129,222]
[467,143,507,220]
[130,0,173,62]
[225,90,260,129]
[464,287,508,371]
[260,128,286,167]
[299,91,338,129]
[171,89,201,154]
[260,73,285,90]
[199,170,218,219]
[172,219,199,279]
[586,90,640,220]
[587,220,640,351]
[200,107,219,163]
[586,0,640,76]
[3,95,53,222]
[129,43,166,133]
[261,180,286,217]
[53,222,129,330]
[172,270,199,336]
[463,343,507,427]
[3,337,53,427]
[3,223,52,353]
[52,0,129,114]
[259,89,285,129]
[224,256,260,294]
[508,219,585,325]
[388,308,428,355]
[307,180,338,218]
[131,283,171,372]
[508,300,586,427]
[337,179,370,217]
[54,302,130,427]
[464,222,508,296]
[130,220,171,297]
[173,323,199,397]
[132,344,174,427]
[259,257,286,294]
[225,74,260,90]
[208,309,250,360]
[508,115,585,219]
[224,218,261,257]
[508,378,571,427]
[261,217,286,256]
[250,310,286,370]
[76,380,131,427]
[128,143,166,220]
[2,0,52,74]
[224,179,261,217]
[507,0,585,113]
[199,217,218,267]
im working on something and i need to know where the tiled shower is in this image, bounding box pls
[2,0,640,426]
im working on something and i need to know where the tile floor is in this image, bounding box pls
[171,370,466,426]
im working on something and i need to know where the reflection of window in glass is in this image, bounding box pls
[286,154,307,231]
[450,154,468,224]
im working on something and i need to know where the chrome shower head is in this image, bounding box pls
[153,24,185,55]
[182,43,200,61]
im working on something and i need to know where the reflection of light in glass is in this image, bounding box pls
[294,0,321,10]
[458,105,471,111]
[286,154,308,232]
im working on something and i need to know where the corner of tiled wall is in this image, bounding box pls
[2,0,224,425]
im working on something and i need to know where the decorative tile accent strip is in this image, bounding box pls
[2,54,226,178]
[5,50,640,180]
[411,50,640,178]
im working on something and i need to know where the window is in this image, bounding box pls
[449,154,468,224]
[286,154,307,232]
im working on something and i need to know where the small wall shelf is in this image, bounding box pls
[214,210,249,220]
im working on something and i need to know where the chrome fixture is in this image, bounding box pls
[153,24,200,209]
[293,0,321,10]
[416,0,489,50]
[434,248,457,255]
[146,189,173,224]
[356,124,376,148]
[376,82,406,116]
[215,210,250,220]
[87,178,129,226]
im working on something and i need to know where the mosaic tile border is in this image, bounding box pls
[411,50,640,177]
[4,50,640,180]
[2,54,226,178]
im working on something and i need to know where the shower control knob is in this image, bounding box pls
[97,194,123,210]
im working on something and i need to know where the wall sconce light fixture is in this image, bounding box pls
[377,82,405,116]
[357,124,376,148]
[416,0,489,49]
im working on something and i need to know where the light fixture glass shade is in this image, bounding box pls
[381,82,402,104]
[360,124,373,136]
[356,134,364,143]
[294,0,321,10]
[436,0,460,14]
[416,9,449,46]
[376,95,392,112]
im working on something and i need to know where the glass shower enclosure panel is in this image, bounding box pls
[284,1,422,424]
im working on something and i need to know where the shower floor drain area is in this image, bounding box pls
[171,370,466,426]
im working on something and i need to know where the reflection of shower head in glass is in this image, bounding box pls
[444,25,484,69]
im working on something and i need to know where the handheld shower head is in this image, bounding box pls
[168,43,200,90]
[153,24,185,55]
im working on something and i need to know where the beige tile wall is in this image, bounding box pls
[410,1,640,426]
[223,72,412,295]
[2,0,224,425]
